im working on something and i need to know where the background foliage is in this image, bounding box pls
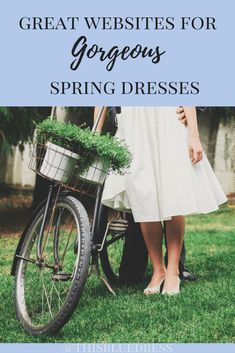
[1,106,234,157]
[0,107,50,155]
[0,107,117,157]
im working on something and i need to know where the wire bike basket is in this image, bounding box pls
[29,134,111,198]
[29,107,132,197]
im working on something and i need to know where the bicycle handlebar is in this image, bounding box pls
[92,106,106,133]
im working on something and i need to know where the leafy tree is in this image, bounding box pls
[0,107,102,156]
[0,107,51,155]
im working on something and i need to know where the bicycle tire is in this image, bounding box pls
[100,230,148,286]
[97,205,148,286]
[14,195,91,336]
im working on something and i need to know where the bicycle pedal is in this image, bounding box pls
[109,220,128,233]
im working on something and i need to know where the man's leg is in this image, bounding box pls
[119,213,148,284]
[179,241,186,273]
[178,242,197,281]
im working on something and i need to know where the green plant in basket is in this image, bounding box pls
[36,119,95,172]
[92,133,132,174]
[36,119,132,175]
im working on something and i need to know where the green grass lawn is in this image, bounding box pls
[0,207,234,343]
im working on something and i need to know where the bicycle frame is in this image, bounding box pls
[36,184,56,263]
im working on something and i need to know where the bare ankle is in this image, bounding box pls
[153,267,166,277]
[166,269,179,277]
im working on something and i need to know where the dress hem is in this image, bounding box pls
[102,195,228,223]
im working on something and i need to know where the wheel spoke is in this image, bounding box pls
[48,280,55,310]
[41,272,53,318]
[60,224,75,266]
[53,281,63,309]
[41,275,45,315]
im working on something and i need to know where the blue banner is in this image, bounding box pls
[0,0,234,106]
[0,343,235,353]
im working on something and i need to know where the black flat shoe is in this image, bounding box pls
[180,269,197,281]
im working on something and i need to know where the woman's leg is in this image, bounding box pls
[140,222,165,287]
[164,216,185,291]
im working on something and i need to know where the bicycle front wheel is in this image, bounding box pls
[14,195,91,336]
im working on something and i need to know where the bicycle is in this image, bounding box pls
[11,107,146,336]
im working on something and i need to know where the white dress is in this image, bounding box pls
[101,107,228,222]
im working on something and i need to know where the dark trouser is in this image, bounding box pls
[119,213,186,283]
